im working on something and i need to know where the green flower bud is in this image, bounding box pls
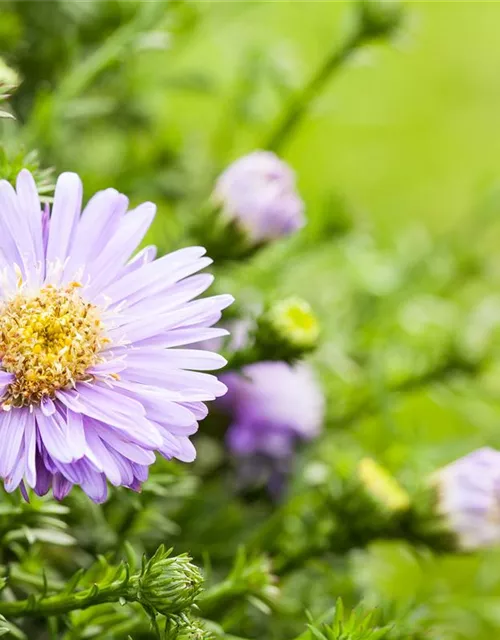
[358,0,404,38]
[357,457,410,514]
[134,546,203,615]
[0,57,18,119]
[168,617,214,640]
[255,297,320,361]
[0,57,19,90]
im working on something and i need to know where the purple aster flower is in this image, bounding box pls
[219,361,324,494]
[0,170,232,502]
[432,447,500,550]
[213,151,305,246]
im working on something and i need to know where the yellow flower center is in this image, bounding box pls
[270,298,320,349]
[0,283,106,407]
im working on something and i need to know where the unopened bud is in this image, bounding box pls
[0,58,18,89]
[201,151,305,260]
[255,297,320,361]
[134,546,203,615]
[171,618,214,640]
[430,447,500,551]
[0,57,18,119]
[358,0,403,38]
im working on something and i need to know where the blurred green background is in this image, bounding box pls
[5,0,500,233]
[158,0,500,235]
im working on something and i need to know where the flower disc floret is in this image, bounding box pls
[0,283,106,407]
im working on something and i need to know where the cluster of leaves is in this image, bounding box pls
[305,599,392,640]
[1,1,500,639]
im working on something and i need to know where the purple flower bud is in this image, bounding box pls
[214,151,305,246]
[432,447,500,550]
[219,362,324,494]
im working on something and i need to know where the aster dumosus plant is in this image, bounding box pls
[0,170,232,502]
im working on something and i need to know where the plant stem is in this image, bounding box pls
[0,576,131,618]
[265,22,367,153]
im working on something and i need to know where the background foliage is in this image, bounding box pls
[2,1,500,639]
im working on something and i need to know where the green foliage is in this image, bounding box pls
[306,599,392,640]
[0,146,54,198]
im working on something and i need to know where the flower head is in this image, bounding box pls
[431,447,500,550]
[213,151,305,247]
[219,361,324,493]
[255,297,320,361]
[134,546,203,615]
[0,170,232,502]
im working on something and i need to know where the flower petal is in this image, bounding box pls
[84,202,156,297]
[46,173,83,267]
[0,408,29,477]
[16,170,44,268]
[56,387,162,448]
[102,246,208,306]
[133,327,229,349]
[35,408,75,464]
[63,188,128,280]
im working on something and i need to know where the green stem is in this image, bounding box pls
[0,575,133,618]
[265,22,367,152]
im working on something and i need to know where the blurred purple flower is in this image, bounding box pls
[432,447,500,550]
[0,170,232,502]
[213,151,305,246]
[219,361,324,494]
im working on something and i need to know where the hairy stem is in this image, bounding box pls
[0,576,133,618]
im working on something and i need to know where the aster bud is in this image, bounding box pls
[202,151,305,260]
[430,447,500,551]
[357,458,410,514]
[0,58,18,92]
[0,57,18,119]
[172,618,214,640]
[134,546,203,615]
[255,297,320,362]
[357,0,403,39]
